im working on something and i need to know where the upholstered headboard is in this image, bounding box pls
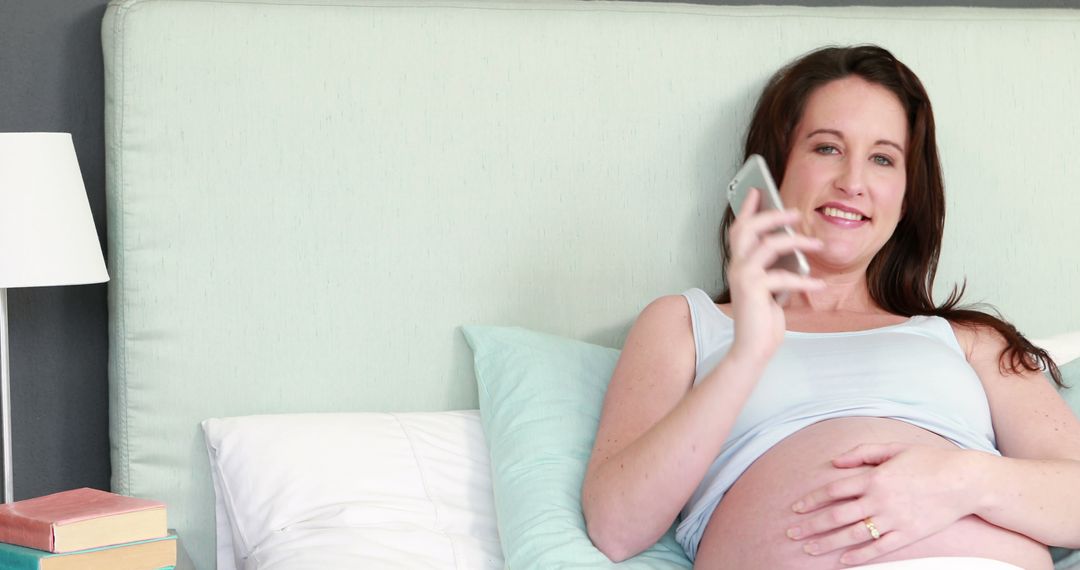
[102,1,1080,568]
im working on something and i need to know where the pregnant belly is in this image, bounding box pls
[692,418,1052,570]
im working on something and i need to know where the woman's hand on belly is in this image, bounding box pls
[694,418,1051,570]
[786,442,983,566]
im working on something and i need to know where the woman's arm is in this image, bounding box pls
[961,325,1080,547]
[581,295,770,561]
[582,191,825,561]
[784,325,1080,565]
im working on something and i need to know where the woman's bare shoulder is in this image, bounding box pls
[946,319,1005,362]
[609,294,697,386]
[627,294,695,354]
[642,293,693,316]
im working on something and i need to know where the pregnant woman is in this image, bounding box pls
[581,45,1080,569]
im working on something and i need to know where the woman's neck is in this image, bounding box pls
[786,271,882,314]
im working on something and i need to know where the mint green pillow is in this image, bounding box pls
[1057,358,1080,418]
[461,325,692,569]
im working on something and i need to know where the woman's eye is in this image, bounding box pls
[873,154,894,167]
[815,145,839,155]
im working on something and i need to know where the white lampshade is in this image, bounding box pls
[0,133,109,288]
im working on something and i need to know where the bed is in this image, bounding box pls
[101,1,1080,568]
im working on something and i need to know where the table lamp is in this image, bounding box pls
[0,132,109,503]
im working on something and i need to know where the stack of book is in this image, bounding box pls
[0,487,175,570]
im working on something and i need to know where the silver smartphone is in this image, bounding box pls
[726,154,811,278]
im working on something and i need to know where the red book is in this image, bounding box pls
[0,488,167,553]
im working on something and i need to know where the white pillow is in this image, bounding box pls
[1034,331,1080,366]
[201,410,502,570]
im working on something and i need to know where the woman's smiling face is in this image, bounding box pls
[780,76,909,275]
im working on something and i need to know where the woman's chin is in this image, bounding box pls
[805,249,867,274]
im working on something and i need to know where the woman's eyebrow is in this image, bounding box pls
[806,128,904,153]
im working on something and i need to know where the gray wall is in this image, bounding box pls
[0,0,1078,501]
[0,0,110,500]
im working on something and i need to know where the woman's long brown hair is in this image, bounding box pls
[715,45,1063,386]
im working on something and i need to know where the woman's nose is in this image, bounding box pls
[834,160,867,196]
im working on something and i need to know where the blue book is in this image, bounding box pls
[0,532,176,569]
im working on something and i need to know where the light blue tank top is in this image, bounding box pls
[675,288,999,560]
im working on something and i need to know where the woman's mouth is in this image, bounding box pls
[816,206,870,227]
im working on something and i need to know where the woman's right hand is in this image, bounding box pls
[726,188,825,363]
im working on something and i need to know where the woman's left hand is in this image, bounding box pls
[785,443,981,566]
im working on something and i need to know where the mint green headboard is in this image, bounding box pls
[102,1,1080,568]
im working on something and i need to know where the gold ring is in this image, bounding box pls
[864,518,881,540]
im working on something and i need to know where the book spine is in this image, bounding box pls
[0,512,55,552]
[0,542,39,570]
